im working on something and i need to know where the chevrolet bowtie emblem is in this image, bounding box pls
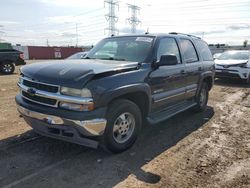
[27,88,37,96]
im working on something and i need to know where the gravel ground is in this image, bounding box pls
[0,60,249,188]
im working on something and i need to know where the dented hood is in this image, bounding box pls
[21,59,139,88]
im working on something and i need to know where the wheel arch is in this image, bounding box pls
[99,83,152,118]
[198,71,214,91]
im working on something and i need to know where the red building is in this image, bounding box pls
[13,45,88,60]
[27,46,86,59]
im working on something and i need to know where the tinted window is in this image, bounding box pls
[179,39,198,63]
[157,38,181,63]
[218,51,249,60]
[194,40,213,61]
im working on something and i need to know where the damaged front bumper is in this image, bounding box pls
[16,95,107,148]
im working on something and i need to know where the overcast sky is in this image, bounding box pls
[0,0,249,46]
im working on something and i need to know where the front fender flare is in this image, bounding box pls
[97,83,152,113]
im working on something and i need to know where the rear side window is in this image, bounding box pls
[179,39,198,63]
[157,37,181,63]
[195,39,213,61]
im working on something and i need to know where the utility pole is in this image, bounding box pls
[127,4,141,34]
[76,23,78,46]
[104,0,119,36]
[202,32,204,39]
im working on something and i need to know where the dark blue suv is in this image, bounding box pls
[16,33,215,153]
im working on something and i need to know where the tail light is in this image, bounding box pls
[19,53,24,60]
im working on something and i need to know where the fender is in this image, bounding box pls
[97,83,152,114]
[196,70,215,96]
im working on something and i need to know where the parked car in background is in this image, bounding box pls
[215,50,250,83]
[16,33,214,153]
[213,53,222,60]
[67,51,88,59]
[0,49,26,74]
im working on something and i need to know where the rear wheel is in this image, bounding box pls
[193,82,209,112]
[102,99,142,153]
[1,62,15,74]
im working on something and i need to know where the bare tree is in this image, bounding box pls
[243,40,248,48]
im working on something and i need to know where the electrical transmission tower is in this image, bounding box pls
[127,4,141,34]
[104,0,119,36]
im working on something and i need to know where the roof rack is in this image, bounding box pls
[169,32,201,39]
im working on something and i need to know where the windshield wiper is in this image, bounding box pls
[99,57,126,61]
[84,56,95,59]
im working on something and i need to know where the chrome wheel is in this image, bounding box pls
[113,112,135,144]
[2,63,13,73]
[199,87,207,106]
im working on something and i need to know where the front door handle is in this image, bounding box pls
[180,70,185,74]
[198,67,202,71]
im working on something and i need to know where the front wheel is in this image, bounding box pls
[1,62,15,74]
[244,74,250,84]
[102,99,142,153]
[193,83,209,112]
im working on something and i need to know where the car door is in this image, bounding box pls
[178,38,202,98]
[148,37,187,112]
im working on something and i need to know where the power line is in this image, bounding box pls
[3,8,104,30]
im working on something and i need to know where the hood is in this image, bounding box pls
[215,59,248,66]
[21,59,139,88]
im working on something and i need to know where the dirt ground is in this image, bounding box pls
[0,61,249,188]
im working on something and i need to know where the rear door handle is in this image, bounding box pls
[198,67,202,71]
[180,70,185,74]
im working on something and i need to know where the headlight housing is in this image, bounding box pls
[238,63,248,68]
[60,87,92,98]
[59,87,94,111]
[18,77,23,84]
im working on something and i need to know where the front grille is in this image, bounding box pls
[22,91,57,106]
[216,68,238,72]
[23,79,59,93]
[215,72,240,79]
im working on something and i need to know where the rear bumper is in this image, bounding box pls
[16,94,107,148]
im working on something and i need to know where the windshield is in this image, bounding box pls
[86,36,154,62]
[218,51,249,60]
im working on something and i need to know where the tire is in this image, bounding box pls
[193,82,209,112]
[1,62,15,74]
[244,74,250,84]
[102,99,142,153]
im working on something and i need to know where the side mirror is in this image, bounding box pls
[157,55,178,67]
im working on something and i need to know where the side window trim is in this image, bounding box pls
[157,37,183,64]
[179,38,199,63]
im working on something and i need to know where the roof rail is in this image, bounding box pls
[169,32,201,39]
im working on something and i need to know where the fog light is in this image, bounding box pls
[59,102,94,111]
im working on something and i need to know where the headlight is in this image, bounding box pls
[18,77,23,84]
[59,102,94,111]
[238,63,247,68]
[60,87,92,98]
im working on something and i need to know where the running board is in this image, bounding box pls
[147,100,197,125]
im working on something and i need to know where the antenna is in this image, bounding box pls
[127,4,141,34]
[104,0,119,36]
